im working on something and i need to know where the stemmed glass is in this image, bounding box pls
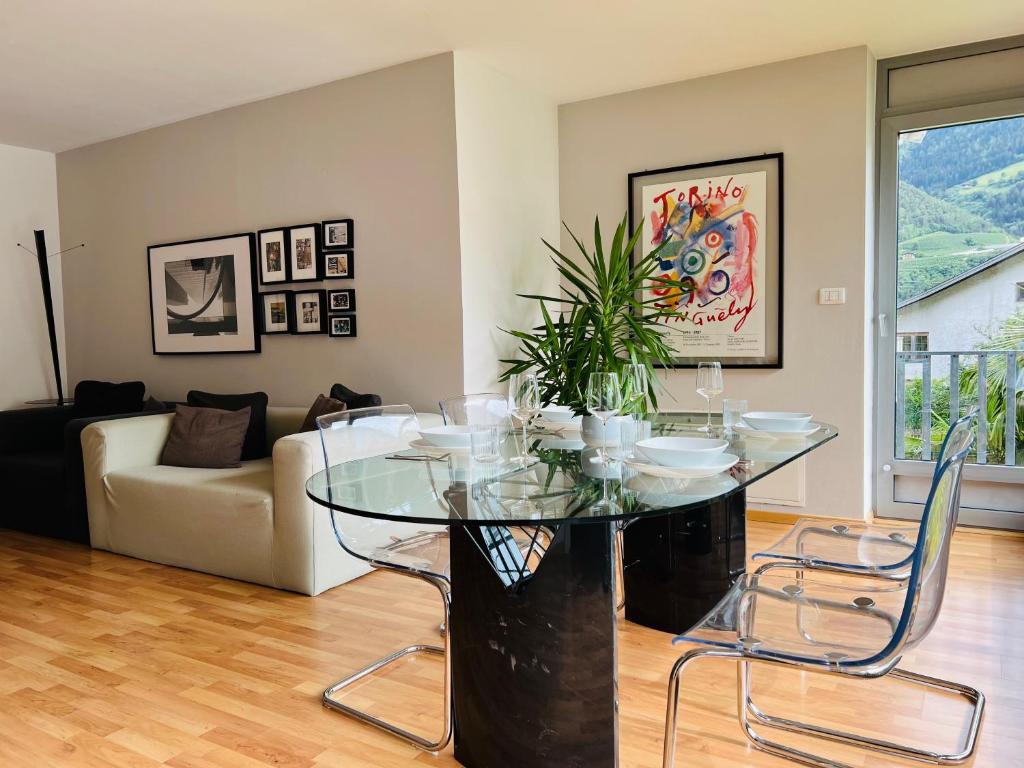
[587,371,622,510]
[586,371,623,465]
[620,363,648,458]
[508,372,540,467]
[695,361,724,433]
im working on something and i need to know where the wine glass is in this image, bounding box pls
[620,364,648,458]
[508,372,540,467]
[586,371,623,465]
[695,361,723,433]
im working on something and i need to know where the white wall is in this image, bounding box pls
[454,53,560,393]
[559,47,876,520]
[0,143,63,409]
[56,55,464,412]
[898,253,1024,353]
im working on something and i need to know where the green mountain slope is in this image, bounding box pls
[897,181,1000,242]
[899,118,1024,194]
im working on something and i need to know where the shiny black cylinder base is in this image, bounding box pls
[450,522,618,768]
[622,489,746,634]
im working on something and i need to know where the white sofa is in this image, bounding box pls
[81,406,442,595]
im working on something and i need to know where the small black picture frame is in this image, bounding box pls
[260,291,293,335]
[257,227,290,285]
[323,249,354,280]
[291,289,327,334]
[328,314,357,338]
[322,218,354,251]
[327,288,356,313]
[286,223,323,283]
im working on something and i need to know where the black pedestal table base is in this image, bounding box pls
[622,489,747,634]
[450,522,618,768]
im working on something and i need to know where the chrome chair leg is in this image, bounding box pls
[323,575,452,752]
[739,658,985,766]
[662,647,744,768]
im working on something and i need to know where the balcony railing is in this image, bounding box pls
[897,350,1022,466]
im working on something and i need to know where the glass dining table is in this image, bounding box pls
[306,412,837,768]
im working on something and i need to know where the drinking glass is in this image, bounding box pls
[586,371,622,465]
[620,363,649,458]
[722,398,748,432]
[470,425,503,464]
[508,372,540,467]
[695,362,724,433]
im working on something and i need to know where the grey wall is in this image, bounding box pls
[56,54,463,411]
[559,47,875,519]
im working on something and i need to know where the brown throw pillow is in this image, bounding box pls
[161,405,252,469]
[301,394,347,432]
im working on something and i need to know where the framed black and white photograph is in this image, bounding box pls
[322,218,354,250]
[260,291,292,335]
[292,289,326,334]
[287,224,322,282]
[628,152,783,368]
[328,314,357,338]
[147,233,259,355]
[324,250,354,279]
[328,288,356,312]
[257,228,289,284]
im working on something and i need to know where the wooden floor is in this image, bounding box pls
[0,522,1020,768]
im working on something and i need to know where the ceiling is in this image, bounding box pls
[2,0,1022,152]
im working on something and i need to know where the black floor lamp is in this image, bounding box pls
[17,230,84,407]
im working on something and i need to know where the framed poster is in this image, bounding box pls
[322,218,354,250]
[260,291,293,335]
[287,224,322,282]
[628,153,783,368]
[292,289,326,334]
[257,228,289,284]
[147,232,259,355]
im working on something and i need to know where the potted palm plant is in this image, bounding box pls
[500,214,686,439]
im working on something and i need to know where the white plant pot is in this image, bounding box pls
[581,414,632,447]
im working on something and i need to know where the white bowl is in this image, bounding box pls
[418,425,473,448]
[636,436,729,467]
[539,405,577,423]
[742,411,813,432]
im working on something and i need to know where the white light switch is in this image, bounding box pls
[818,287,846,305]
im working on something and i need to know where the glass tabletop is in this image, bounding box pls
[305,412,837,526]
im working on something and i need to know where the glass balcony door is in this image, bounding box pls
[876,100,1024,529]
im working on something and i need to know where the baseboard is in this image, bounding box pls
[745,509,806,525]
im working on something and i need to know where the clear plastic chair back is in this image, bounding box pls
[903,442,971,649]
[439,393,509,426]
[933,408,977,469]
[316,404,450,580]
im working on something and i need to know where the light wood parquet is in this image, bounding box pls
[0,523,1019,767]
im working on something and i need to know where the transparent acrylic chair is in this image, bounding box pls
[751,409,977,581]
[439,392,510,426]
[316,405,452,752]
[662,439,984,768]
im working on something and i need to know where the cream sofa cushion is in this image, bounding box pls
[101,458,275,586]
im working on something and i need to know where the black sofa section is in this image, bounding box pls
[0,381,168,544]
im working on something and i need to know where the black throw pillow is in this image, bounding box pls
[71,380,146,418]
[329,383,383,411]
[186,390,269,460]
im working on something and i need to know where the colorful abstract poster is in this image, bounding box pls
[641,170,767,359]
